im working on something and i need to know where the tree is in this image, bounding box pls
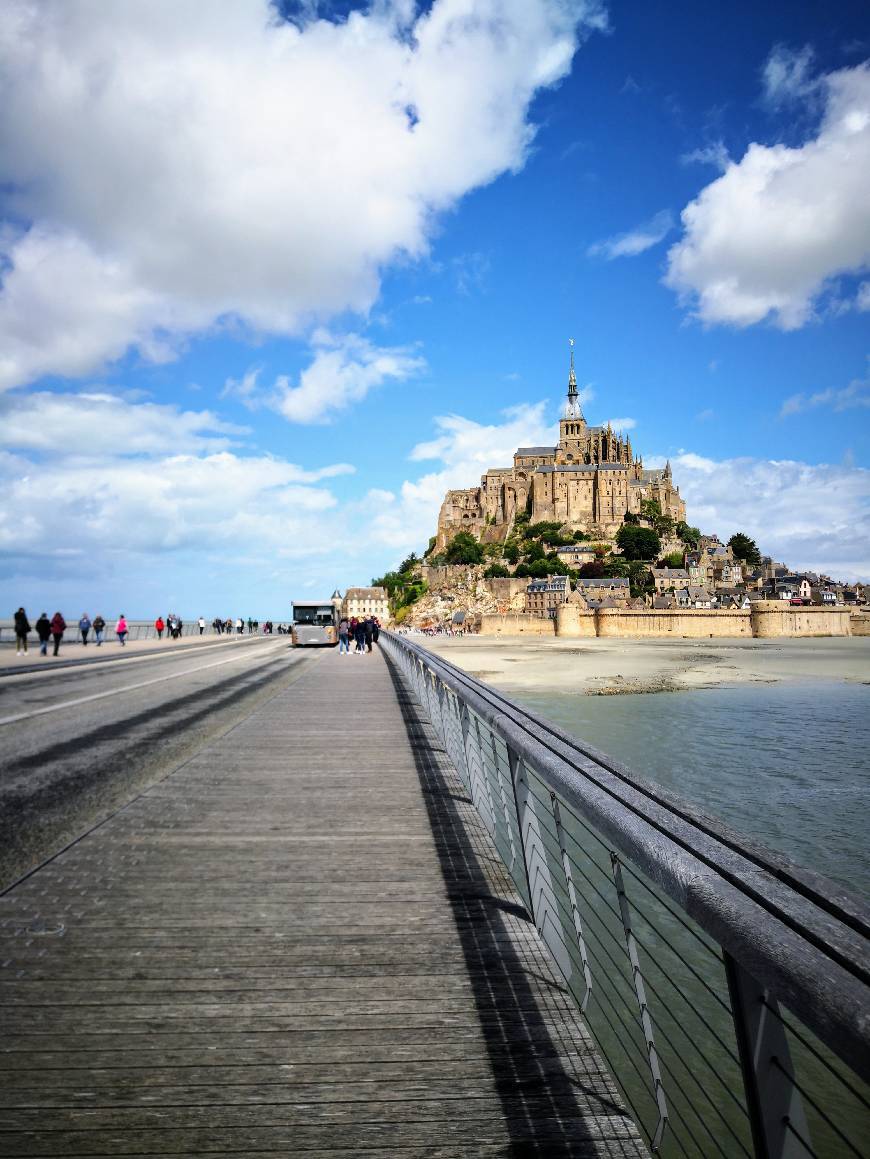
[444,532,484,565]
[676,521,700,549]
[572,529,589,542]
[503,541,520,565]
[661,550,685,569]
[526,559,552,578]
[578,560,605,578]
[728,532,761,566]
[524,540,546,563]
[615,524,661,561]
[398,553,419,574]
[622,511,640,525]
[484,563,510,578]
[627,560,655,598]
[423,536,437,558]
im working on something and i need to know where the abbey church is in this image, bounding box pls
[435,344,686,550]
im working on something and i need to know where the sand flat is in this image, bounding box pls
[415,634,870,695]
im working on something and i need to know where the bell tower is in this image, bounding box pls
[559,338,587,459]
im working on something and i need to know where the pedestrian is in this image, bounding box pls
[198,615,205,635]
[35,612,51,656]
[364,616,374,653]
[50,610,66,656]
[354,618,366,655]
[116,614,128,646]
[235,617,243,636]
[79,613,92,646]
[155,616,165,640]
[93,614,106,645]
[247,617,253,635]
[177,617,184,638]
[14,607,30,655]
[338,615,350,654]
[372,617,380,644]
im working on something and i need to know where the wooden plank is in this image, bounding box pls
[0,649,646,1157]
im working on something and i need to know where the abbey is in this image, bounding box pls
[435,343,686,550]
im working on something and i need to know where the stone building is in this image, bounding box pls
[342,587,389,621]
[436,341,686,551]
[525,575,571,617]
[574,576,631,607]
[651,567,690,594]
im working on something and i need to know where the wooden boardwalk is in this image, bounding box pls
[0,646,646,1157]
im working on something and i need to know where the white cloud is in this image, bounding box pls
[604,416,636,431]
[680,141,730,172]
[857,281,870,310]
[588,210,674,259]
[762,44,818,107]
[664,452,870,580]
[0,0,605,390]
[0,390,249,455]
[665,61,870,329]
[780,372,870,417]
[273,332,425,424]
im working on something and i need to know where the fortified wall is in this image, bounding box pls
[480,603,854,639]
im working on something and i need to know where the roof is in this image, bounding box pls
[527,575,570,593]
[516,446,556,457]
[556,545,596,555]
[686,586,713,599]
[536,463,627,474]
[575,577,630,588]
[344,587,388,600]
[652,568,689,579]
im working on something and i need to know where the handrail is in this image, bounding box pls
[382,629,870,1159]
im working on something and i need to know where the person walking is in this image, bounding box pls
[338,615,350,654]
[363,616,374,653]
[235,617,243,636]
[14,607,30,655]
[155,616,165,640]
[79,613,92,646]
[353,618,366,655]
[50,611,66,657]
[93,614,106,646]
[372,617,380,644]
[35,612,51,656]
[198,616,205,636]
[116,614,128,646]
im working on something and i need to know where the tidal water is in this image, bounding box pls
[511,680,870,896]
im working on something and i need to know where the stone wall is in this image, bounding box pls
[477,605,855,638]
[750,601,853,638]
[480,614,555,636]
[595,608,752,638]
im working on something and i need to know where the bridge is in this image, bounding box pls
[0,633,866,1157]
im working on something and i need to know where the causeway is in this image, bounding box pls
[0,646,645,1157]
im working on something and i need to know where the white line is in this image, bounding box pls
[0,642,293,727]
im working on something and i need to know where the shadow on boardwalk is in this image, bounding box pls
[384,651,646,1158]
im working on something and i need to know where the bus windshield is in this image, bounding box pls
[293,605,335,626]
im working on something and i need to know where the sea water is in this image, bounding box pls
[511,680,870,894]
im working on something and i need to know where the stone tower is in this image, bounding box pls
[559,338,588,460]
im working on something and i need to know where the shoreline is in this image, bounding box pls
[416,634,870,696]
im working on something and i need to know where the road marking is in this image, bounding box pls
[0,642,294,727]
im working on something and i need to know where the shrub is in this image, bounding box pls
[444,532,484,565]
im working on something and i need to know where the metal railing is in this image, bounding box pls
[382,631,870,1159]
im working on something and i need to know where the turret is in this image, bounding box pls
[559,337,588,456]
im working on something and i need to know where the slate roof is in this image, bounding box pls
[516,446,556,456]
[527,575,570,593]
[536,463,627,473]
[575,577,630,588]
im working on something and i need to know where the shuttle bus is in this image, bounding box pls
[291,600,339,647]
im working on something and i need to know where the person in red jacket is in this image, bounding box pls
[49,611,66,656]
[155,616,165,640]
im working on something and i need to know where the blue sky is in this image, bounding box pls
[1,0,868,617]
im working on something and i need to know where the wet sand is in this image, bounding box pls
[417,634,870,695]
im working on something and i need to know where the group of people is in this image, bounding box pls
[13,609,126,656]
[338,615,380,654]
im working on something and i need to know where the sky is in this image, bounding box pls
[1,0,869,618]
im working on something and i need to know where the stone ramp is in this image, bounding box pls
[0,646,646,1157]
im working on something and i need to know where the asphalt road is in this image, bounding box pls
[0,636,320,890]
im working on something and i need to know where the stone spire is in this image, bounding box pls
[564,338,584,419]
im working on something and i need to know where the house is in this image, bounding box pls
[650,567,690,594]
[675,585,714,609]
[713,561,744,586]
[573,576,631,606]
[652,594,677,609]
[342,587,390,621]
[555,545,598,568]
[525,574,572,617]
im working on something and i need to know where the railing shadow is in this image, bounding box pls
[383,649,646,1158]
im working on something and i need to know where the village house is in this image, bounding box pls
[675,585,714,609]
[555,545,599,568]
[650,567,690,594]
[525,574,572,618]
[574,576,631,606]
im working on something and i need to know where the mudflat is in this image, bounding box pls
[417,634,870,695]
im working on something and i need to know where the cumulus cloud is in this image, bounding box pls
[660,452,870,579]
[0,0,605,390]
[665,61,870,328]
[0,390,249,456]
[221,334,424,424]
[588,210,674,259]
[604,416,636,431]
[780,371,870,417]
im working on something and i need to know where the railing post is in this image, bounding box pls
[506,746,537,919]
[611,852,669,1152]
[549,791,593,1014]
[724,953,813,1159]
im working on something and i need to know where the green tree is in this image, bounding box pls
[627,560,655,598]
[503,540,520,565]
[728,532,761,566]
[615,524,661,561]
[398,553,419,574]
[484,563,510,578]
[423,536,437,558]
[572,529,589,542]
[661,550,685,568]
[513,510,530,526]
[676,521,700,548]
[524,540,546,563]
[444,532,484,565]
[526,559,552,578]
[578,560,605,578]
